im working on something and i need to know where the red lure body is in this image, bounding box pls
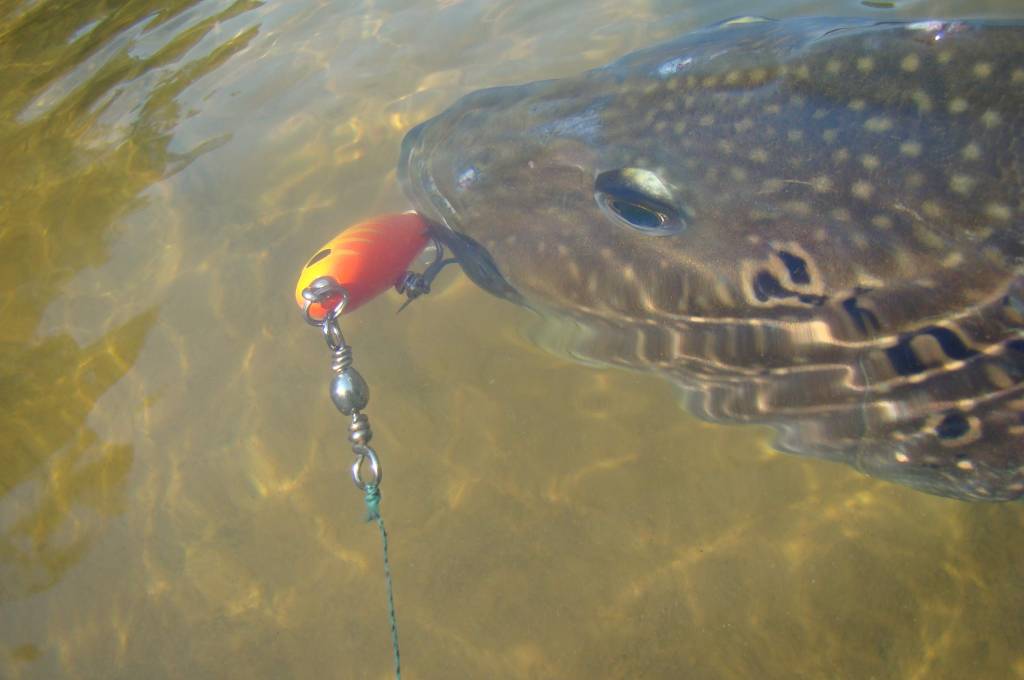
[296,212,430,319]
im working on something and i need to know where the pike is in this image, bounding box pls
[398,17,1024,501]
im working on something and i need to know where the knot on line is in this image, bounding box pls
[364,484,382,521]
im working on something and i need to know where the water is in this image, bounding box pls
[1,1,1021,678]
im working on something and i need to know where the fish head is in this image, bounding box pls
[398,28,771,319]
[399,73,710,316]
[402,19,911,321]
[401,17,1022,328]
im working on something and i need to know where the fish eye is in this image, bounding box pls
[606,199,667,229]
[306,248,331,268]
[594,168,687,235]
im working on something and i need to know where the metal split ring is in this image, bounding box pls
[302,277,349,326]
[351,444,382,490]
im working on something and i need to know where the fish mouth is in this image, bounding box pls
[398,106,525,305]
[397,118,448,227]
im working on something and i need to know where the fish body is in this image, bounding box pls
[398,17,1024,501]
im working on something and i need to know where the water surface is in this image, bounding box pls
[1,0,1022,678]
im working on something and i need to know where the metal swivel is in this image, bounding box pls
[349,412,373,445]
[330,367,369,415]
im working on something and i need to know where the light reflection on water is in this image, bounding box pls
[1,0,1022,678]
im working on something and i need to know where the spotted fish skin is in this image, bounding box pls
[398,17,1024,501]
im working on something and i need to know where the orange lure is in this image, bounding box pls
[295,211,431,319]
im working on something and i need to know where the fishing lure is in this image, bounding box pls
[296,211,431,320]
[296,214,433,679]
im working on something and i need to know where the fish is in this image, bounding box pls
[397,17,1024,501]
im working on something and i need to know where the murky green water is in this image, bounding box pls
[1,1,1022,678]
